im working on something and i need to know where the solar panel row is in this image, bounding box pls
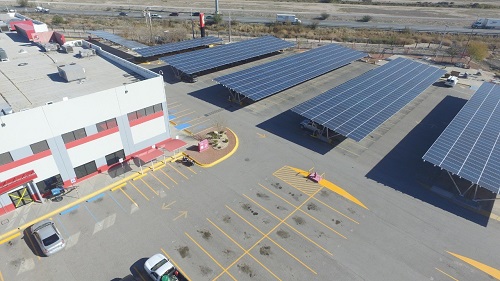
[135,36,222,57]
[213,44,366,101]
[88,30,147,50]
[423,82,500,194]
[292,57,446,141]
[161,36,295,75]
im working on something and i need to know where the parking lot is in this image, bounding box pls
[1,52,499,281]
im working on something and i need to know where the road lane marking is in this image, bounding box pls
[159,169,178,185]
[84,205,99,224]
[150,172,170,190]
[106,191,127,213]
[297,207,347,239]
[140,178,159,196]
[60,205,80,215]
[435,268,459,281]
[0,270,3,281]
[55,217,69,238]
[161,248,192,281]
[168,163,189,179]
[86,193,104,203]
[243,195,335,254]
[171,110,196,120]
[118,188,138,207]
[132,266,147,281]
[129,181,149,201]
[185,165,197,174]
[162,201,176,210]
[173,211,188,221]
[207,218,282,281]
[447,251,500,279]
[185,232,237,281]
[312,198,359,224]
[225,205,317,276]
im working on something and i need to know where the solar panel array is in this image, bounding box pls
[135,36,223,57]
[292,57,446,142]
[423,83,500,194]
[161,36,295,75]
[88,30,147,50]
[213,44,366,101]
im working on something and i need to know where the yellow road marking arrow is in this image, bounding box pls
[162,201,176,210]
[447,251,500,280]
[257,133,266,138]
[173,211,188,221]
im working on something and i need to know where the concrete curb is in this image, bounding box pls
[190,128,239,168]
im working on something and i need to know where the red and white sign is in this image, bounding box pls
[200,13,205,28]
[198,139,209,152]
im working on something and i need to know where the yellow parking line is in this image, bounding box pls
[159,169,178,185]
[132,266,147,281]
[186,118,210,128]
[0,232,20,245]
[119,187,139,207]
[160,248,191,281]
[312,198,359,224]
[186,166,197,174]
[129,181,149,201]
[110,182,127,191]
[297,208,347,239]
[225,205,317,276]
[140,178,159,196]
[150,172,170,189]
[435,268,459,281]
[168,163,188,179]
[185,232,237,281]
[0,270,3,281]
[172,110,196,119]
[243,195,335,254]
[447,251,500,279]
[207,218,282,281]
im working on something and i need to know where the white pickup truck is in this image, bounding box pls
[144,254,178,281]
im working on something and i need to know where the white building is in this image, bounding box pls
[0,32,179,215]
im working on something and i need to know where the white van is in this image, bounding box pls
[445,76,458,87]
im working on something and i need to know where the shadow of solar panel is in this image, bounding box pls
[213,43,366,101]
[88,30,147,50]
[423,82,500,194]
[292,57,446,142]
[161,36,295,75]
[135,36,223,57]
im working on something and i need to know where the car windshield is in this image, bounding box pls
[42,233,60,246]
[151,259,168,271]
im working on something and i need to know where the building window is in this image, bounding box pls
[105,149,125,166]
[0,152,13,166]
[127,104,163,122]
[30,140,50,154]
[97,118,118,132]
[36,174,63,193]
[74,161,97,179]
[62,128,87,144]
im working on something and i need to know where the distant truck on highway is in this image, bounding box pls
[471,18,500,29]
[35,6,50,13]
[276,14,301,24]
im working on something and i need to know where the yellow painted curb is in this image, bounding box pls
[110,183,127,191]
[0,232,20,245]
[289,166,368,210]
[195,127,239,168]
[133,173,147,181]
[447,251,500,280]
[0,171,141,243]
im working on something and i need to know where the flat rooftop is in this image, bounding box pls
[0,32,144,111]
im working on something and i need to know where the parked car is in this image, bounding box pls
[191,12,200,16]
[144,253,178,281]
[169,12,179,16]
[119,12,128,16]
[205,15,214,20]
[31,219,66,256]
[150,14,162,18]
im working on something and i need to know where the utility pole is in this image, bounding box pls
[215,0,219,14]
[228,11,232,43]
[191,8,195,39]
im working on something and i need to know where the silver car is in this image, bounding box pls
[31,219,66,256]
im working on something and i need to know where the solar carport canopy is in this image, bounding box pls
[88,30,147,50]
[213,44,366,101]
[423,83,500,194]
[292,57,446,141]
[161,36,294,75]
[135,36,222,57]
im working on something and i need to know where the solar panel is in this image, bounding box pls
[292,57,446,142]
[135,36,223,57]
[88,30,147,50]
[161,36,295,75]
[213,44,366,101]
[423,82,500,194]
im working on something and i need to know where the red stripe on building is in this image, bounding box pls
[0,170,38,195]
[0,204,16,216]
[129,111,164,127]
[0,150,52,173]
[65,127,119,149]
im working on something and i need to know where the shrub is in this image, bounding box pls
[359,15,373,22]
[17,0,29,7]
[52,15,65,25]
[310,21,319,30]
[320,13,330,20]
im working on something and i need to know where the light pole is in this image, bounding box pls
[435,25,448,58]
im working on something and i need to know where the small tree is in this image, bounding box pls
[467,41,489,62]
[359,15,373,22]
[52,15,65,25]
[17,0,29,7]
[213,13,223,24]
[446,44,461,62]
[319,13,330,20]
[310,21,319,30]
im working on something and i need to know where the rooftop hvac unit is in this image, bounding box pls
[79,49,96,58]
[0,48,8,62]
[57,64,86,82]
[42,43,59,52]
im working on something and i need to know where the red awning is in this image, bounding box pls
[157,138,187,152]
[0,170,37,195]
[135,149,164,164]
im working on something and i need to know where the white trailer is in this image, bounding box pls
[471,18,500,29]
[276,14,301,24]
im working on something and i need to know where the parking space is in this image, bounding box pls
[167,96,212,136]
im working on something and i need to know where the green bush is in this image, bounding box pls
[319,13,330,20]
[17,0,29,7]
[52,15,65,25]
[359,15,372,22]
